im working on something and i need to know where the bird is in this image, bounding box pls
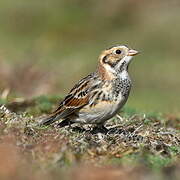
[40,45,139,131]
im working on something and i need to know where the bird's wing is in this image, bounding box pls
[40,73,99,125]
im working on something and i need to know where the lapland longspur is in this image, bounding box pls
[40,45,139,129]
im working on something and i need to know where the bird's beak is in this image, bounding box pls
[128,49,139,56]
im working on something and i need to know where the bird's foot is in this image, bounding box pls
[91,125,108,134]
[71,126,86,133]
[56,120,74,128]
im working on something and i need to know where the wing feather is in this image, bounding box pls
[40,73,100,125]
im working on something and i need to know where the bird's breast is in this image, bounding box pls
[112,76,131,99]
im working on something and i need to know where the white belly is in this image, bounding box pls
[73,95,127,124]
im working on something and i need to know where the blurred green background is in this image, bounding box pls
[0,0,180,113]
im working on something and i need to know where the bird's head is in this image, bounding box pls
[98,45,139,79]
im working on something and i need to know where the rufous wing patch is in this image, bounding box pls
[65,96,89,108]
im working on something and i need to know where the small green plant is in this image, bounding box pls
[146,155,172,171]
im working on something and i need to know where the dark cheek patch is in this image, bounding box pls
[102,55,108,63]
[102,54,122,68]
[107,56,121,67]
[107,61,116,67]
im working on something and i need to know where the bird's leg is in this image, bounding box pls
[92,124,108,134]
[57,119,74,128]
[98,124,109,133]
[68,120,72,128]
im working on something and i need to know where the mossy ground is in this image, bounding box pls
[0,1,180,179]
[0,96,179,180]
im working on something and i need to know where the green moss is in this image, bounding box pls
[26,95,62,115]
[0,98,7,105]
[146,155,172,171]
[143,118,152,125]
[122,107,139,117]
[168,146,180,155]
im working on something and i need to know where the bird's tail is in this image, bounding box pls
[39,114,58,126]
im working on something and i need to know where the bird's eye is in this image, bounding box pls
[115,49,121,54]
